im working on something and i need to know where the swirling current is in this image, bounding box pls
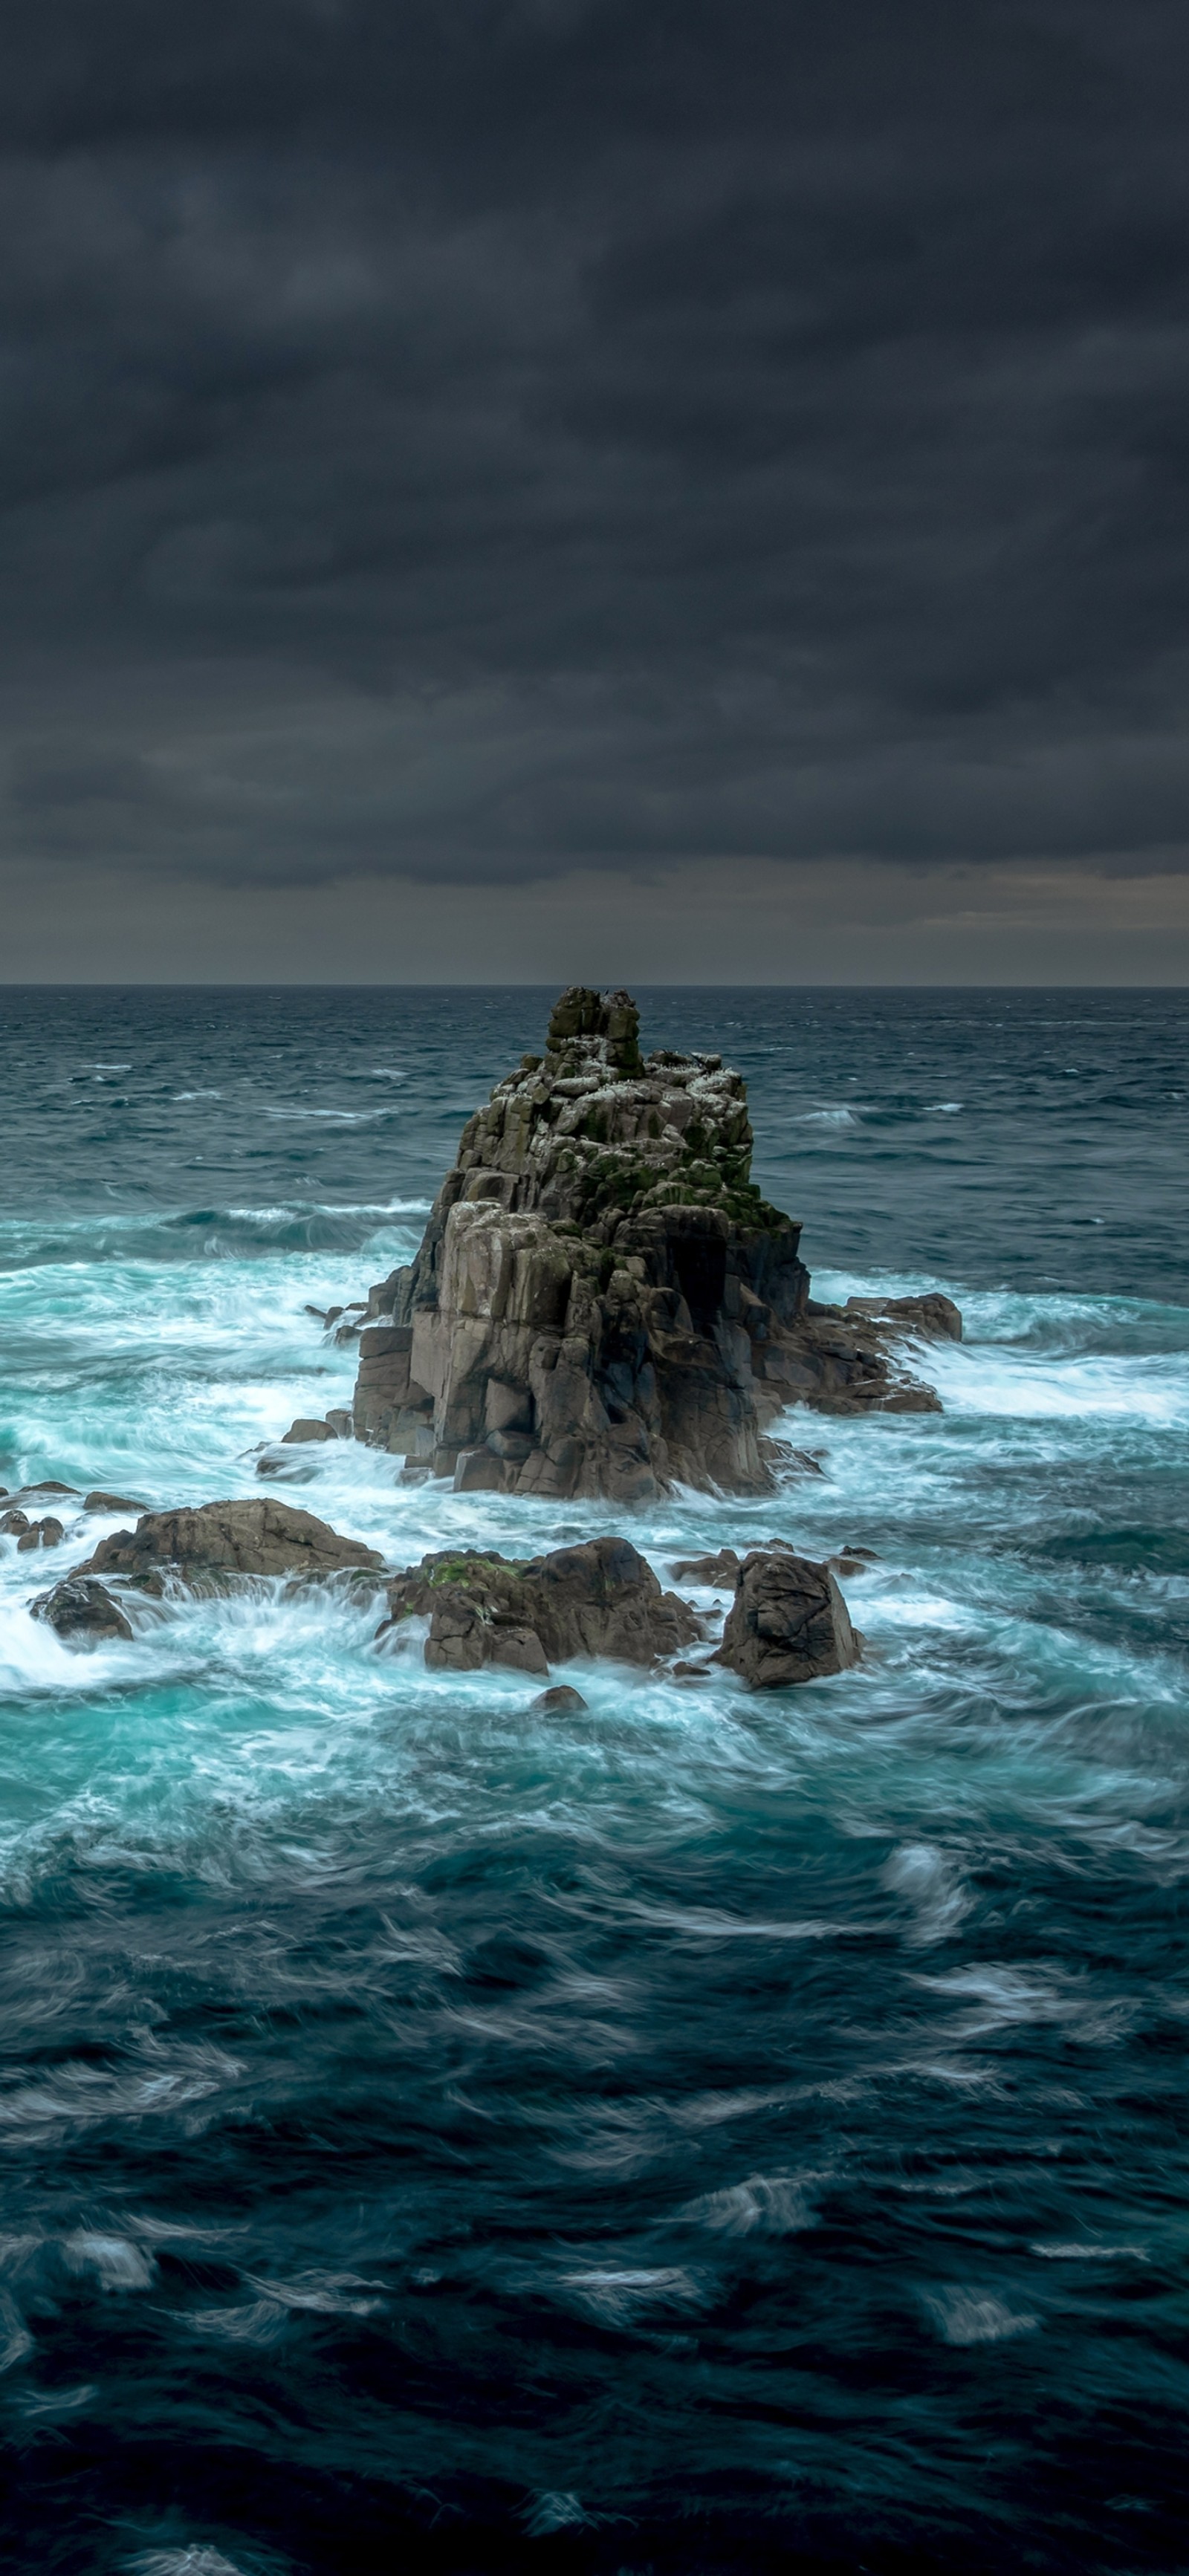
[0,985,1186,2576]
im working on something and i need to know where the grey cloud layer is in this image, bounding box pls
[2,0,1188,883]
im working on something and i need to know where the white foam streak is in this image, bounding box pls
[921,2288,1037,2346]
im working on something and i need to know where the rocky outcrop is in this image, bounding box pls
[74,1499,385,1594]
[276,1410,353,1447]
[378,1536,702,1675]
[843,1292,962,1341]
[32,1575,135,1647]
[16,1516,64,1552]
[716,1549,859,1688]
[3,1508,66,1548]
[350,987,957,1502]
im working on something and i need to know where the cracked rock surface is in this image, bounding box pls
[378,1537,701,1675]
[74,1499,386,1594]
[350,986,960,1501]
[717,1550,861,1688]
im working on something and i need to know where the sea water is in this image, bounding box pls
[0,985,1186,2575]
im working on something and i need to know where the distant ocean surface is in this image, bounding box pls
[1,984,1187,2576]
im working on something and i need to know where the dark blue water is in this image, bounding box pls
[1,988,1187,2575]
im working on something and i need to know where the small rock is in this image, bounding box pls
[667,1547,740,1586]
[83,1492,150,1515]
[32,1576,134,1647]
[672,1660,714,1683]
[282,1418,335,1444]
[17,1517,64,1552]
[325,1409,354,1437]
[1,1510,31,1537]
[763,1443,828,1476]
[256,1453,317,1480]
[828,1554,869,1577]
[530,1684,589,1713]
[719,1549,859,1688]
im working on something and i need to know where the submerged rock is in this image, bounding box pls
[75,1499,385,1593]
[843,1292,962,1341]
[667,1546,742,1586]
[379,1534,700,1675]
[717,1549,859,1688]
[530,1684,590,1714]
[32,1575,135,1647]
[351,987,956,1502]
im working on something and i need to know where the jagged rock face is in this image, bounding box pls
[77,1499,385,1592]
[717,1550,860,1687]
[354,987,958,1500]
[378,1537,701,1674]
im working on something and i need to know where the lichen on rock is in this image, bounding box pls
[351,986,960,1500]
[378,1535,701,1675]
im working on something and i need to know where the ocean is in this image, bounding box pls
[0,984,1186,2575]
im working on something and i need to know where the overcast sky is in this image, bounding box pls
[3,0,1188,979]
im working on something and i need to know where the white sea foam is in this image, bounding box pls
[523,2494,587,2537]
[0,2291,33,2372]
[558,2264,706,2324]
[264,1106,403,1123]
[127,2547,247,2573]
[921,2288,1037,2345]
[681,2172,820,2235]
[1031,2242,1148,2261]
[882,1844,971,1946]
[923,1337,1189,1426]
[61,2231,157,2291]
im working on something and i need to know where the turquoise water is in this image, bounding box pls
[0,987,1187,2574]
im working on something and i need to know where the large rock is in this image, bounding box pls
[717,1549,860,1687]
[378,1535,701,1675]
[349,988,956,1501]
[32,1575,135,1647]
[75,1499,385,1593]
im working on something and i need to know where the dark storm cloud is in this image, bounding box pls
[1,0,1188,884]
